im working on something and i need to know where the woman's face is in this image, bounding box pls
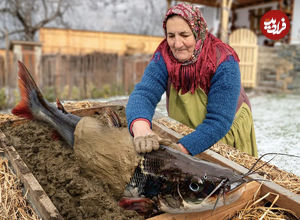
[166,15,196,62]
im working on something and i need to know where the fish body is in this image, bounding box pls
[12,61,247,216]
[124,145,245,214]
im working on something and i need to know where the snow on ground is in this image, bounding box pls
[250,94,300,176]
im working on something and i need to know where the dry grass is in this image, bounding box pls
[231,184,298,220]
[0,152,41,220]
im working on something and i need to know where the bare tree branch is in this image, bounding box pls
[41,0,48,18]
[0,29,25,39]
[0,0,71,41]
[36,0,64,29]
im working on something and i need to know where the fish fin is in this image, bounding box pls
[51,130,62,141]
[104,107,122,127]
[11,61,79,147]
[11,99,33,119]
[118,197,155,216]
[56,98,68,114]
[11,61,42,119]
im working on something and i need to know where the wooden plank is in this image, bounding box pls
[148,181,260,220]
[0,131,63,220]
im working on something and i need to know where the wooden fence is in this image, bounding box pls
[0,56,4,88]
[38,52,151,101]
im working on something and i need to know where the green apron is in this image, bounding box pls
[168,86,258,157]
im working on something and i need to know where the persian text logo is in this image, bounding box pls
[260,10,290,40]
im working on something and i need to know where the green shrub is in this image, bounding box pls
[60,85,81,100]
[43,87,56,102]
[100,84,111,98]
[0,88,6,109]
[91,87,103,99]
[13,89,20,106]
[70,86,81,100]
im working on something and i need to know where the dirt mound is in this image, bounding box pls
[1,106,143,220]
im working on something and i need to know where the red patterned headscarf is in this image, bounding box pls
[154,3,239,94]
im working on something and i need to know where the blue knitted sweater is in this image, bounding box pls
[126,52,240,156]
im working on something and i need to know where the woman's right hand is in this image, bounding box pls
[132,120,160,153]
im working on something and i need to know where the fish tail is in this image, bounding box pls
[56,98,68,114]
[11,61,41,119]
[11,61,80,147]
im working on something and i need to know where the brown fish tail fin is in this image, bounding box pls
[11,61,42,119]
[104,107,122,127]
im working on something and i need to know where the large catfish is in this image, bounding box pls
[12,61,248,216]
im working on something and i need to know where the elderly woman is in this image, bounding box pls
[126,3,257,157]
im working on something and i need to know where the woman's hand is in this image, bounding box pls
[132,121,190,155]
[158,138,190,155]
[132,120,153,137]
[177,143,190,154]
[132,120,160,153]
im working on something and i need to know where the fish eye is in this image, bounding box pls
[189,182,200,192]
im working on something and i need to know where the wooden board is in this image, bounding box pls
[0,131,63,220]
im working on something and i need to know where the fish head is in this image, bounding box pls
[156,173,246,213]
[141,146,246,213]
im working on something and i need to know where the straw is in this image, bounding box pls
[0,154,41,220]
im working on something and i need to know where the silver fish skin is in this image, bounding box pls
[125,145,246,214]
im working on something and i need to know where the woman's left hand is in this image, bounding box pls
[158,138,189,154]
[177,143,190,154]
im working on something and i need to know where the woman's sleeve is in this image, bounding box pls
[178,57,241,155]
[126,52,168,135]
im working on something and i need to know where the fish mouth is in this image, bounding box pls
[158,183,246,214]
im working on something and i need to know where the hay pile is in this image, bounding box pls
[232,194,298,219]
[0,151,40,219]
[63,101,101,110]
[231,184,298,220]
[0,114,19,122]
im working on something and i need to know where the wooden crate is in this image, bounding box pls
[1,103,300,219]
